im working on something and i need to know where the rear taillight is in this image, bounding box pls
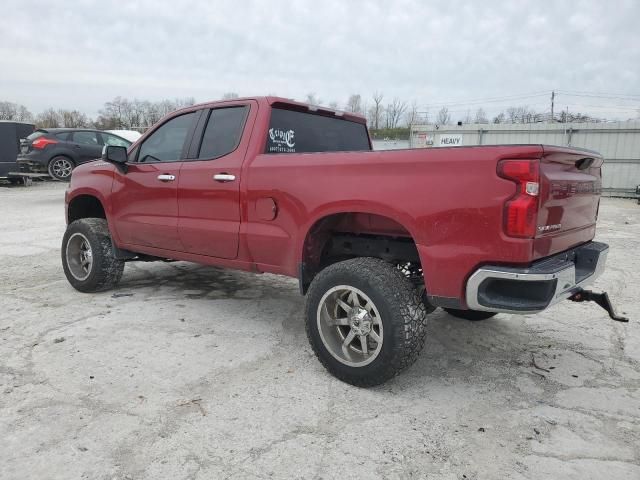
[32,137,58,149]
[497,159,540,238]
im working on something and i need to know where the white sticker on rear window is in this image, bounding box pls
[268,128,296,153]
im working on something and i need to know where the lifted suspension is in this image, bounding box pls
[569,289,629,323]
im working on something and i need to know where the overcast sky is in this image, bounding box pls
[2,0,639,120]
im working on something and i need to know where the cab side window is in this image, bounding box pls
[196,106,248,160]
[138,112,196,163]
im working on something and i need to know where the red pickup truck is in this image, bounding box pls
[62,96,619,386]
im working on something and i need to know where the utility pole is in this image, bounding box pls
[550,90,555,122]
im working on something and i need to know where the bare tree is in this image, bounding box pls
[506,106,537,123]
[34,109,89,128]
[0,101,17,120]
[436,107,450,125]
[493,112,505,124]
[0,101,33,122]
[222,92,239,100]
[346,94,362,114]
[305,93,321,105]
[59,110,90,128]
[99,96,127,128]
[19,105,33,122]
[96,96,195,130]
[328,101,339,110]
[370,92,384,130]
[404,101,420,127]
[384,98,407,129]
[505,107,517,123]
[559,110,597,123]
[474,108,488,124]
[35,109,62,128]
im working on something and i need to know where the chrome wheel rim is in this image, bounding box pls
[66,233,93,281]
[317,285,383,367]
[51,158,73,179]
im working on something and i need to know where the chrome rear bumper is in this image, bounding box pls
[465,241,608,314]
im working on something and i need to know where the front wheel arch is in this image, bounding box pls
[67,194,106,224]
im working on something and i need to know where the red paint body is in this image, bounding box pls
[66,97,602,306]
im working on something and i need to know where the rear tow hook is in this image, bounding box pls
[569,289,629,323]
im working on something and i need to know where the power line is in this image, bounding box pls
[560,103,639,111]
[421,91,549,109]
[419,90,640,112]
[556,90,640,100]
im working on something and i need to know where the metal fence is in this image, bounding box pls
[409,121,640,197]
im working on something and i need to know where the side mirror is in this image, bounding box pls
[102,145,128,173]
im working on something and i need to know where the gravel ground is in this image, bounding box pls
[1,181,639,480]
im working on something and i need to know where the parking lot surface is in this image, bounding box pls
[1,182,639,480]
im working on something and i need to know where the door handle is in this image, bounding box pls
[213,173,236,182]
[157,174,176,182]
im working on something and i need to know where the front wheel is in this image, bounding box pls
[305,257,428,387]
[61,218,124,292]
[444,308,497,321]
[48,156,75,181]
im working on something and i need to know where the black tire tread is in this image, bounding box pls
[305,257,428,387]
[61,218,124,292]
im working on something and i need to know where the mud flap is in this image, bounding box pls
[569,289,629,322]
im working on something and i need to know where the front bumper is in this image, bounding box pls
[465,241,608,314]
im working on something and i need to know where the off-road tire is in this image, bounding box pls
[305,257,428,387]
[61,218,124,292]
[444,308,497,321]
[48,156,75,181]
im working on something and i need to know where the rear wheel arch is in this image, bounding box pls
[299,211,424,294]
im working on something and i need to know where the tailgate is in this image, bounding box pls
[535,146,603,258]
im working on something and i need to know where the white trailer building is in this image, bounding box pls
[409,121,640,198]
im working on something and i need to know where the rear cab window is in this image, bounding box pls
[265,107,370,154]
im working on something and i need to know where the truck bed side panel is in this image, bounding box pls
[245,145,548,300]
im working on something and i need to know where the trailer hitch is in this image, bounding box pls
[569,289,629,322]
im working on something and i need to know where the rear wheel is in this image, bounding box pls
[444,308,497,321]
[48,156,74,181]
[305,257,428,387]
[61,218,124,292]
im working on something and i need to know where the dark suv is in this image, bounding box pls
[17,129,131,181]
